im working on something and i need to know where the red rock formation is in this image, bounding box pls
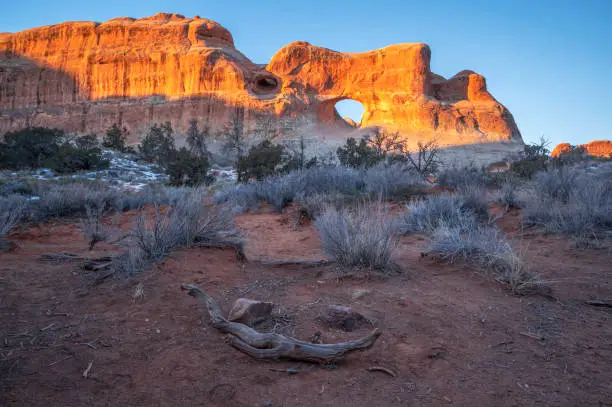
[0,13,523,153]
[551,140,612,158]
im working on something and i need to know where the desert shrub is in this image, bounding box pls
[294,192,353,220]
[498,179,521,208]
[166,147,213,187]
[0,180,35,196]
[254,176,299,211]
[0,194,26,242]
[532,167,578,203]
[510,137,550,179]
[138,122,176,164]
[315,201,398,270]
[111,247,148,277]
[79,202,115,250]
[214,184,260,213]
[129,195,237,269]
[337,137,384,168]
[456,184,489,218]
[425,222,535,293]
[364,162,427,201]
[132,205,179,261]
[295,166,364,197]
[170,190,237,246]
[436,165,490,188]
[400,194,477,234]
[237,140,287,182]
[523,169,612,240]
[30,182,175,220]
[426,223,512,264]
[47,141,109,173]
[0,127,64,169]
[33,183,120,219]
[102,124,129,152]
[0,127,108,173]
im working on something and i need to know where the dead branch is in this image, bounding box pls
[182,284,381,363]
[367,366,397,377]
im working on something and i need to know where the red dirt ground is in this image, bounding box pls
[1,206,611,406]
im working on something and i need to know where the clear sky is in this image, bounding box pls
[2,0,611,146]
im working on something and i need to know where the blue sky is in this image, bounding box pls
[2,0,611,146]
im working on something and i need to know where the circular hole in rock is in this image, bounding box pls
[334,99,364,127]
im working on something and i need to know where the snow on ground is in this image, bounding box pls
[0,149,238,192]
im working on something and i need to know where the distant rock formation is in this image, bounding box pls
[551,140,612,158]
[0,12,523,154]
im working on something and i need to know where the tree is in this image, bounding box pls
[102,124,129,152]
[336,137,384,168]
[403,140,440,175]
[368,129,407,155]
[0,127,64,169]
[510,136,551,178]
[237,140,286,182]
[222,107,246,164]
[166,147,213,186]
[186,119,210,158]
[139,122,176,164]
[281,134,318,172]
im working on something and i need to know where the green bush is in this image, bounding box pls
[166,147,213,187]
[0,127,108,173]
[0,127,64,169]
[510,137,550,179]
[237,140,286,182]
[337,137,384,168]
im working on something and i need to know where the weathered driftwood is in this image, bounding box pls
[182,284,381,363]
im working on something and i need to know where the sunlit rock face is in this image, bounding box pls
[551,140,612,158]
[0,12,523,153]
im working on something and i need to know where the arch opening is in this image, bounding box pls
[334,99,365,127]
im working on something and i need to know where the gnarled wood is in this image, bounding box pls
[182,284,381,363]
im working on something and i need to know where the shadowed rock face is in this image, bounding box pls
[0,12,522,152]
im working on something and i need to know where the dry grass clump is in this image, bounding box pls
[215,165,426,214]
[0,195,26,247]
[115,189,238,275]
[424,221,539,294]
[523,168,612,243]
[400,194,477,234]
[436,165,490,188]
[79,202,116,250]
[315,201,398,270]
[497,179,522,208]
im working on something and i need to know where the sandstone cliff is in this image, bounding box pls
[551,140,612,158]
[0,12,523,154]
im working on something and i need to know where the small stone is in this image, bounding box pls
[228,298,274,327]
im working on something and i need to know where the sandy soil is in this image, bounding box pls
[0,206,611,406]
